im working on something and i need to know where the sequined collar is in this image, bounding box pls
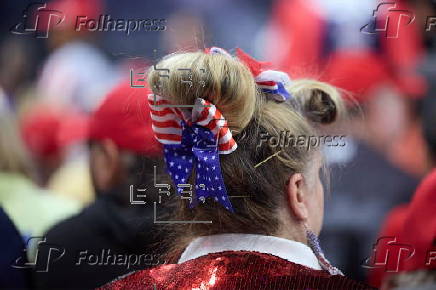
[178,233,322,270]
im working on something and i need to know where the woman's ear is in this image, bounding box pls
[286,173,309,222]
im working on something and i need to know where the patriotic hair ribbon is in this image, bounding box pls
[236,48,292,102]
[148,94,236,211]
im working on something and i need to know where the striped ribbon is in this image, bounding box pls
[148,94,237,211]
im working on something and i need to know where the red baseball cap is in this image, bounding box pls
[369,169,436,287]
[88,80,162,157]
[400,169,436,272]
[21,105,88,160]
[322,51,426,103]
[22,81,161,159]
[367,205,409,288]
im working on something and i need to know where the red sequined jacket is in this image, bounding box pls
[99,251,374,289]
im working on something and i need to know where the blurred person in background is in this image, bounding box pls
[36,0,117,113]
[368,65,436,289]
[0,111,80,244]
[33,81,168,289]
[368,169,436,290]
[267,0,425,98]
[25,0,119,205]
[267,0,428,176]
[320,91,420,281]
[21,105,94,205]
[266,0,429,281]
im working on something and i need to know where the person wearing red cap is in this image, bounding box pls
[267,0,425,99]
[27,0,118,207]
[0,110,80,246]
[368,88,436,289]
[20,103,95,207]
[367,169,436,289]
[33,81,168,289]
[266,1,428,281]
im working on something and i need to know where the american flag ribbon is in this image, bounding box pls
[235,48,292,102]
[148,94,237,211]
[255,79,290,102]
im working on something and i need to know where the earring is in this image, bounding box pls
[305,225,343,276]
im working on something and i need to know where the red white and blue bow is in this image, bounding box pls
[236,48,292,102]
[148,94,236,211]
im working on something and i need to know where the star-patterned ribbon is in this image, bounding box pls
[148,94,237,211]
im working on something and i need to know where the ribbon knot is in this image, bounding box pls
[148,94,236,211]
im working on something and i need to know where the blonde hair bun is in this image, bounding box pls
[286,79,345,124]
[148,51,258,133]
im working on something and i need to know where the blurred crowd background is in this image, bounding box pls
[1,0,436,288]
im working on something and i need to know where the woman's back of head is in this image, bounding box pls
[147,49,346,259]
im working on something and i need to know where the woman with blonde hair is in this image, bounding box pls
[101,47,372,289]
